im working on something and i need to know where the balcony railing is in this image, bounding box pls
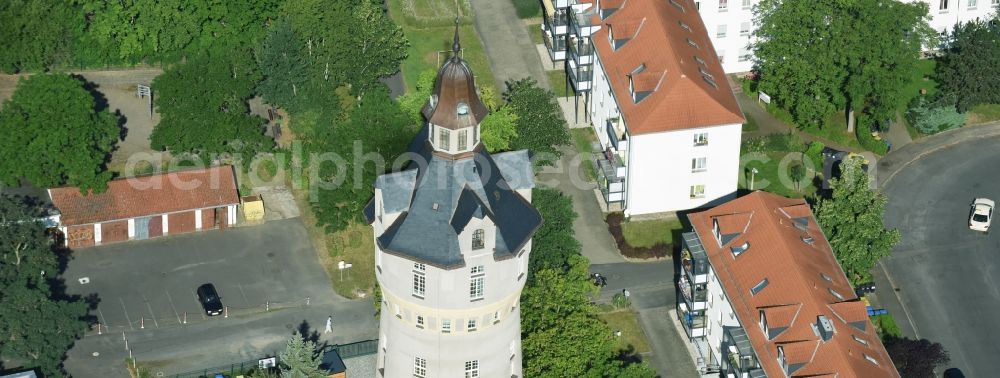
[678,305,707,338]
[570,11,597,36]
[545,11,569,29]
[679,275,708,310]
[567,68,593,91]
[570,41,594,66]
[682,233,709,284]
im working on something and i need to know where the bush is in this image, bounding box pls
[906,96,966,134]
[872,314,902,339]
[512,0,542,18]
[804,141,825,168]
[856,120,889,155]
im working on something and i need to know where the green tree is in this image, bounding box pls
[814,157,900,284]
[77,0,280,64]
[504,78,569,165]
[528,188,582,276]
[906,96,966,134]
[258,21,310,110]
[0,74,119,191]
[883,336,950,378]
[311,86,414,232]
[0,0,83,73]
[150,47,274,162]
[278,332,324,378]
[0,195,89,377]
[480,106,519,152]
[936,16,1000,112]
[396,69,438,126]
[754,0,933,130]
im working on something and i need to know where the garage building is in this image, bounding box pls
[48,166,240,248]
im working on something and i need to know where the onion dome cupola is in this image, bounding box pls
[422,19,489,156]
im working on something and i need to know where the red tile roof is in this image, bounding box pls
[591,0,744,135]
[49,166,239,226]
[688,192,899,378]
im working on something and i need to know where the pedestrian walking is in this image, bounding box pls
[325,316,333,334]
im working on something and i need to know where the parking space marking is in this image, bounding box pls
[118,297,134,330]
[97,308,109,328]
[165,290,181,324]
[142,294,159,328]
[238,283,250,307]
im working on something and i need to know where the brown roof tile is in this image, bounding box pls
[49,166,239,226]
[688,192,899,378]
[591,0,744,135]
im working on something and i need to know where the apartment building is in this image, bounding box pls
[543,0,1000,74]
[678,191,899,377]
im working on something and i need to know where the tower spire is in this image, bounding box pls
[452,17,461,58]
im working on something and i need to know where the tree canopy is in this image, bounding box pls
[150,47,273,162]
[0,195,89,377]
[814,157,900,284]
[936,16,1000,112]
[0,74,119,191]
[278,332,324,378]
[527,188,582,277]
[257,20,311,110]
[883,336,950,378]
[504,78,569,165]
[754,0,933,129]
[0,0,82,73]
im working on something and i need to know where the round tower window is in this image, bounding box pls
[457,102,470,115]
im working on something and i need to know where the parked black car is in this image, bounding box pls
[197,283,224,316]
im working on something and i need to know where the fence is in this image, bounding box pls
[165,339,378,378]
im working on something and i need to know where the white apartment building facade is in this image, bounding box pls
[679,192,899,377]
[544,0,1000,75]
[365,28,541,378]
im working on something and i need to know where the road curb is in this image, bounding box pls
[878,125,1000,189]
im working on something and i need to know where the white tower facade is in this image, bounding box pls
[365,24,540,378]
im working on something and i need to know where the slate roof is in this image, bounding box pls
[373,143,539,268]
[48,166,239,226]
[687,191,899,378]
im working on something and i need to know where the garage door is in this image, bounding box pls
[148,215,163,238]
[134,217,150,240]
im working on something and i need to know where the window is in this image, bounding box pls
[438,128,450,150]
[718,50,726,63]
[470,276,484,300]
[829,288,845,300]
[442,319,452,333]
[465,360,480,377]
[472,229,485,250]
[694,132,708,146]
[414,262,425,271]
[414,357,427,377]
[692,157,707,172]
[412,273,425,297]
[473,125,479,144]
[467,318,478,331]
[738,47,751,62]
[750,278,769,295]
[739,22,751,36]
[994,0,999,6]
[416,315,425,328]
[690,185,706,198]
[719,0,728,11]
[716,24,727,38]
[458,129,468,150]
[940,0,949,10]
[742,0,752,9]
[471,265,484,275]
[968,0,977,8]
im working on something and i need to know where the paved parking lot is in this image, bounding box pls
[63,218,377,377]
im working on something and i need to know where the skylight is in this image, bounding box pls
[678,21,692,32]
[669,0,686,12]
[686,38,699,49]
[731,241,750,257]
[750,278,769,295]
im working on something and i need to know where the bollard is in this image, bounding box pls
[123,332,128,351]
[140,318,144,329]
[224,306,229,318]
[97,323,102,335]
[306,297,310,306]
[266,301,270,312]
[183,312,187,324]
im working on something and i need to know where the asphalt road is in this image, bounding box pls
[63,219,377,377]
[881,135,1000,377]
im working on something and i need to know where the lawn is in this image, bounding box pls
[547,70,571,98]
[511,0,542,19]
[801,113,863,151]
[293,189,376,298]
[739,151,818,199]
[596,310,652,354]
[527,21,544,45]
[897,59,938,112]
[388,0,497,94]
[968,103,1000,124]
[620,217,684,249]
[570,128,597,182]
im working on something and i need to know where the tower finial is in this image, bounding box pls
[452,17,461,55]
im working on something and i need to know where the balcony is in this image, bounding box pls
[544,31,567,61]
[678,303,707,339]
[569,40,594,66]
[569,9,599,37]
[592,148,625,205]
[567,66,592,91]
[682,232,709,284]
[679,275,708,311]
[543,8,569,36]
[724,327,766,378]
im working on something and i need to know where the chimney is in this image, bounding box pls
[817,315,835,341]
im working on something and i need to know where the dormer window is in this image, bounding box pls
[472,228,485,250]
[457,102,470,116]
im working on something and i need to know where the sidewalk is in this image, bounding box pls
[877,121,1000,188]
